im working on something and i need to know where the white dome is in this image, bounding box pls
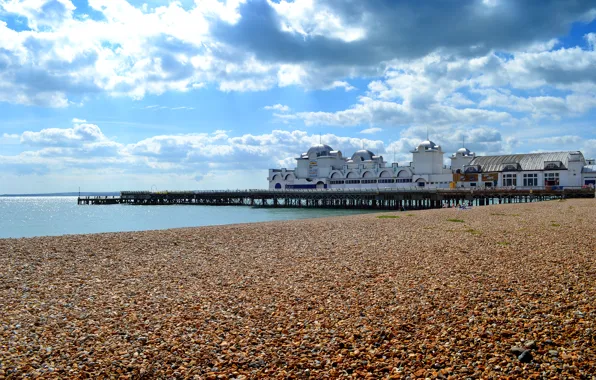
[307,144,333,158]
[457,147,470,154]
[351,149,375,162]
[417,140,439,151]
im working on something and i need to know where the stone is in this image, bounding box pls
[518,350,533,363]
[524,340,537,349]
[249,359,266,368]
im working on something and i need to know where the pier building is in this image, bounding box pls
[79,139,595,211]
[268,140,596,190]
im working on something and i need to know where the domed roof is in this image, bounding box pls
[351,149,375,162]
[307,144,333,158]
[418,140,439,150]
[457,147,470,154]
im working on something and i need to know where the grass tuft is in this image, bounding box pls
[551,223,560,227]
[466,228,482,236]
[447,218,465,223]
[497,241,511,246]
[377,215,399,219]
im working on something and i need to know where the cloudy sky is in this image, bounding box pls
[1,0,595,193]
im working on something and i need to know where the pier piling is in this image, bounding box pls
[78,187,594,210]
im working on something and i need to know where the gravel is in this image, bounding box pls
[0,198,594,378]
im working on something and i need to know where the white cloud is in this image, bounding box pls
[534,135,583,145]
[0,123,386,178]
[3,120,594,191]
[585,33,596,50]
[268,0,366,43]
[0,0,593,110]
[582,139,596,159]
[360,127,382,134]
[20,123,107,147]
[72,118,87,123]
[295,96,511,128]
[264,104,290,112]
[323,81,356,92]
[141,105,195,111]
[4,122,517,170]
[0,133,20,145]
[0,0,76,30]
[444,93,475,107]
[519,39,559,53]
[170,106,195,110]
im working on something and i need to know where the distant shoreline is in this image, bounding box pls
[0,192,119,197]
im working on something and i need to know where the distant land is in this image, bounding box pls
[0,192,120,197]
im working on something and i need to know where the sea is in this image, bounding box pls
[0,196,377,239]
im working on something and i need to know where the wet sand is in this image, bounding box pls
[1,199,595,378]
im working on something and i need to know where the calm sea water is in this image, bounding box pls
[0,197,377,239]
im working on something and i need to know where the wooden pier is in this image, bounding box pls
[78,187,594,210]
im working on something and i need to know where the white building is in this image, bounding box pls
[268,139,596,190]
[457,151,596,189]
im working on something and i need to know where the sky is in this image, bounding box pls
[0,0,595,193]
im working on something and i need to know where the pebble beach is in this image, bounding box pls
[1,199,595,378]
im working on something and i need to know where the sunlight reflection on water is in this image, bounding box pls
[0,196,377,238]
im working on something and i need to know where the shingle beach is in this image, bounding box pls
[1,199,595,379]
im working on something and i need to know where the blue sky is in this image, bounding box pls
[0,0,595,193]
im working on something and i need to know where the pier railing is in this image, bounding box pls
[78,186,594,209]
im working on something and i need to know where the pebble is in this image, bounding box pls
[0,199,595,378]
[518,350,532,363]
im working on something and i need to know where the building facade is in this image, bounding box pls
[268,140,596,190]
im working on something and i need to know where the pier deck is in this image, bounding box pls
[78,187,594,210]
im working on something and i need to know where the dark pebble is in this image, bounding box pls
[518,350,533,363]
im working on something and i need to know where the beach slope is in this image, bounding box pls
[1,199,594,378]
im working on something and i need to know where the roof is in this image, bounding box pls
[456,147,474,156]
[305,144,333,158]
[417,140,439,150]
[350,149,375,161]
[583,165,596,173]
[468,151,581,172]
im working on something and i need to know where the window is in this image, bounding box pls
[330,180,345,185]
[464,165,480,173]
[362,179,377,184]
[503,173,517,186]
[345,180,361,184]
[544,172,559,186]
[523,173,538,187]
[378,179,395,184]
[396,178,412,183]
[470,182,476,187]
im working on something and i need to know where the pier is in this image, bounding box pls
[78,187,594,210]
